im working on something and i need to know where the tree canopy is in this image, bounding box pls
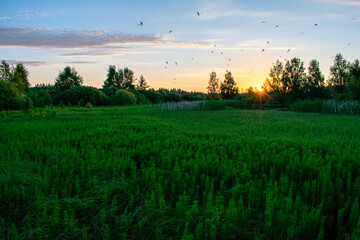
[54,66,83,91]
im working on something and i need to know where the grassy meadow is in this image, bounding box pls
[1,106,360,239]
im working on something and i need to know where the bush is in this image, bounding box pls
[26,89,53,107]
[0,80,24,110]
[111,89,137,105]
[182,93,206,101]
[143,90,164,104]
[203,100,226,110]
[127,89,151,105]
[165,92,182,102]
[56,86,110,106]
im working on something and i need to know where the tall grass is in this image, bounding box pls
[150,100,246,111]
[292,99,360,115]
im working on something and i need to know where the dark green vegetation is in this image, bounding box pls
[1,107,360,239]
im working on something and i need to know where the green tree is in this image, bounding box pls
[136,75,149,91]
[262,60,284,94]
[329,53,350,97]
[283,57,306,100]
[54,66,83,91]
[0,60,11,81]
[103,65,117,89]
[306,59,326,99]
[207,71,220,99]
[10,63,30,92]
[348,59,360,99]
[123,67,135,89]
[220,71,238,100]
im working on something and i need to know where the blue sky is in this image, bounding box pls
[0,0,359,92]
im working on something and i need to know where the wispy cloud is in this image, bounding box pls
[58,51,127,57]
[317,0,360,6]
[0,28,165,49]
[5,60,100,66]
[17,10,52,20]
[196,0,276,20]
[0,17,12,21]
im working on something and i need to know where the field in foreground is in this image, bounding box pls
[1,107,360,240]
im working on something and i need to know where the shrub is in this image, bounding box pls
[57,86,110,106]
[182,93,206,101]
[204,100,226,110]
[143,90,164,104]
[26,89,53,107]
[85,102,93,109]
[0,80,24,110]
[291,100,324,113]
[165,92,182,102]
[127,89,151,105]
[111,89,136,105]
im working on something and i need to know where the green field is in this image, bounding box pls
[1,107,360,239]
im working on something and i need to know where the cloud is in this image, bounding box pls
[0,17,11,21]
[196,0,276,20]
[317,0,360,6]
[17,10,52,20]
[0,27,165,49]
[4,60,53,66]
[63,61,100,64]
[58,51,127,57]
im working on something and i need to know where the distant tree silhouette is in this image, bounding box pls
[103,65,118,89]
[306,59,326,99]
[54,66,83,91]
[262,60,284,94]
[329,53,350,98]
[220,71,238,99]
[0,60,11,81]
[136,75,149,91]
[283,57,306,101]
[103,66,135,90]
[348,59,360,99]
[207,71,220,99]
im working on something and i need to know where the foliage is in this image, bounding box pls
[54,66,83,91]
[57,86,110,106]
[182,92,206,101]
[207,71,220,99]
[291,99,324,113]
[111,89,137,105]
[143,90,164,104]
[224,100,246,109]
[292,99,360,115]
[136,75,149,91]
[127,89,151,105]
[220,71,238,100]
[0,80,24,110]
[164,92,182,102]
[103,66,136,90]
[2,108,360,239]
[348,59,360,100]
[328,54,350,97]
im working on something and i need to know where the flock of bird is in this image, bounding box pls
[137,12,357,87]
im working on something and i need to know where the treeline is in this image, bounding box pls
[0,63,205,110]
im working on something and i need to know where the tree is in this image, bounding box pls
[54,66,83,91]
[10,63,30,92]
[220,71,238,100]
[348,59,360,99]
[329,53,350,96]
[207,71,220,99]
[103,65,117,89]
[306,59,326,99]
[0,60,11,81]
[123,67,135,89]
[136,75,149,91]
[262,60,284,94]
[283,57,306,100]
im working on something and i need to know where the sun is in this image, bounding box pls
[256,85,264,92]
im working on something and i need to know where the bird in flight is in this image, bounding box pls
[175,62,178,65]
[138,21,143,26]
[267,41,269,44]
[347,43,351,46]
[214,44,216,47]
[191,58,194,60]
[287,49,291,52]
[166,61,168,64]
[169,30,172,33]
[300,32,304,35]
[221,52,223,54]
[351,17,356,21]
[212,51,214,53]
[314,24,318,26]
[197,11,200,16]
[164,66,168,69]
[275,25,279,27]
[261,21,266,23]
[228,58,231,61]
[261,49,265,52]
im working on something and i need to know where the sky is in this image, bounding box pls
[0,0,359,92]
